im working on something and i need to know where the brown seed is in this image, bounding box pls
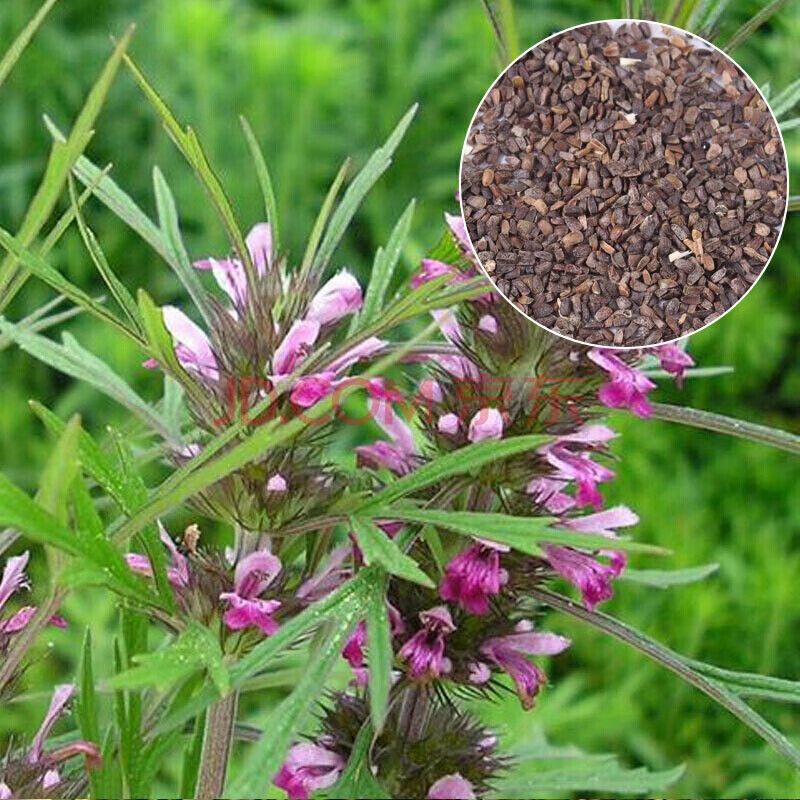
[754,223,771,237]
[481,168,494,186]
[562,231,584,248]
[532,199,549,215]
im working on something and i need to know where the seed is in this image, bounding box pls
[460,21,787,345]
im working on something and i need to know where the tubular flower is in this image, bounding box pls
[125,521,190,589]
[655,342,694,381]
[0,552,66,636]
[587,349,656,417]
[220,549,282,635]
[399,606,456,680]
[306,270,363,325]
[440,540,509,615]
[162,306,219,381]
[480,625,571,709]
[273,741,345,799]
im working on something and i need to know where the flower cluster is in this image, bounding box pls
[269,212,695,798]
[0,685,100,798]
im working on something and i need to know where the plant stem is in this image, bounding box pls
[196,690,239,800]
[650,402,800,455]
[397,684,429,742]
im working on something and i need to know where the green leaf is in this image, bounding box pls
[0,228,144,344]
[150,570,379,739]
[124,54,256,289]
[359,434,552,511]
[771,76,800,117]
[0,322,170,441]
[312,104,417,274]
[623,563,720,588]
[351,516,433,588]
[36,413,81,522]
[299,158,350,281]
[365,579,392,732]
[109,621,229,694]
[683,659,800,704]
[533,587,800,769]
[352,198,416,333]
[369,506,667,557]
[75,628,104,798]
[0,26,134,310]
[240,116,281,256]
[45,117,173,265]
[651,402,800,455]
[723,0,790,52]
[229,571,383,796]
[325,721,390,799]
[153,167,215,329]
[0,0,59,91]
[69,176,143,332]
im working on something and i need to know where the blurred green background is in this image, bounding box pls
[0,0,798,797]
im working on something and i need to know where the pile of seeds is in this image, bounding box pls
[460,21,787,345]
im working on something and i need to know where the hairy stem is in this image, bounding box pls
[397,684,430,742]
[196,690,239,800]
[650,402,800,455]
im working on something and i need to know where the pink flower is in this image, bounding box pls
[0,552,29,613]
[481,626,571,709]
[654,343,694,381]
[587,349,656,418]
[272,319,321,379]
[0,782,11,799]
[546,506,638,610]
[445,212,471,251]
[526,477,576,513]
[290,373,338,408]
[356,394,418,476]
[433,354,481,381]
[29,685,74,764]
[438,413,460,435]
[306,270,363,325]
[194,223,274,307]
[296,545,351,603]
[326,337,386,373]
[342,621,367,679]
[419,378,444,403]
[427,773,477,799]
[537,426,616,509]
[432,308,463,344]
[440,540,509,615]
[125,521,189,589]
[468,408,504,443]
[0,606,67,635]
[411,259,460,289]
[220,549,282,635]
[162,306,218,380]
[399,606,455,680]
[542,546,617,611]
[273,741,345,799]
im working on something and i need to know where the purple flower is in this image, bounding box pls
[537,426,616,509]
[445,212,471,251]
[306,270,363,326]
[290,372,339,408]
[399,606,455,680]
[0,782,11,799]
[0,552,29,612]
[545,506,638,610]
[481,625,571,709]
[587,349,656,418]
[468,408,504,443]
[296,545,351,603]
[526,477,575,513]
[125,521,189,589]
[432,354,481,382]
[220,549,282,635]
[654,343,694,381]
[194,222,274,308]
[326,336,386,373]
[272,319,321,379]
[440,540,509,615]
[162,306,219,381]
[427,773,477,799]
[432,308,463,344]
[273,741,345,799]
[356,395,418,476]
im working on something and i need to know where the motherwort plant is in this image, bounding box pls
[0,1,799,798]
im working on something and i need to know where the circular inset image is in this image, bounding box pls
[459,20,788,347]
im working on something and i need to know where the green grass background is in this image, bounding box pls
[0,0,798,797]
